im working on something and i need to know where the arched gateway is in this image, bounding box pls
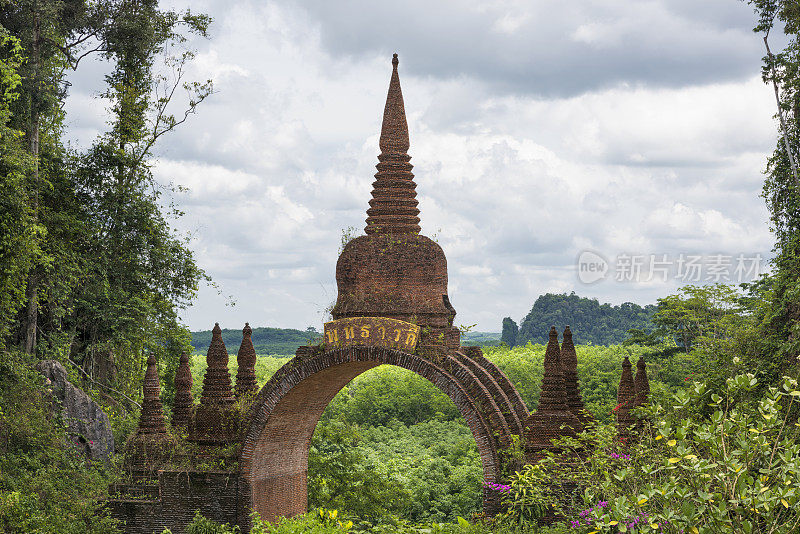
[240,53,528,522]
[240,344,527,522]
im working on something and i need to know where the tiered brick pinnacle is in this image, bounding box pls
[138,353,167,435]
[634,357,650,408]
[236,323,258,399]
[126,353,174,474]
[190,323,237,445]
[561,326,592,429]
[365,53,420,235]
[172,353,193,430]
[200,323,235,404]
[616,356,635,434]
[525,327,580,457]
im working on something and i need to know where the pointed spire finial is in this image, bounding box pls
[524,327,580,458]
[634,357,650,407]
[366,54,420,235]
[127,352,174,473]
[172,352,194,430]
[617,356,636,435]
[236,322,258,399]
[190,323,237,445]
[137,352,167,435]
[561,326,592,428]
[378,53,409,156]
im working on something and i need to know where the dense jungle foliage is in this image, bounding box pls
[2,0,800,533]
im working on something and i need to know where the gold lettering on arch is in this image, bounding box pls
[323,317,421,351]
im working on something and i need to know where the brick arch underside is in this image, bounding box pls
[239,346,503,523]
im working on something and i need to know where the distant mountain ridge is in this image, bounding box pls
[190,327,501,355]
[504,292,656,347]
[190,326,320,356]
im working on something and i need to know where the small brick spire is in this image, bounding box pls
[126,353,174,475]
[172,352,193,430]
[561,326,592,428]
[190,323,237,445]
[524,327,580,458]
[235,323,258,399]
[616,356,636,434]
[136,353,167,435]
[199,323,235,406]
[634,357,650,408]
[365,53,421,235]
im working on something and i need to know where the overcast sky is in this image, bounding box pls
[65,0,780,332]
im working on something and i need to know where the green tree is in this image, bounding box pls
[651,284,744,352]
[0,29,36,344]
[46,2,210,402]
[747,0,800,369]
[308,422,412,523]
[0,0,121,354]
[500,317,518,347]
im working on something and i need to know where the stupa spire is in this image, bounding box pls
[616,356,635,435]
[235,323,258,399]
[524,327,581,459]
[172,352,193,430]
[126,352,175,475]
[189,323,237,445]
[634,357,650,408]
[365,53,421,235]
[136,352,167,435]
[198,323,234,404]
[561,326,592,429]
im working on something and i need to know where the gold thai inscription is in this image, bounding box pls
[323,317,420,351]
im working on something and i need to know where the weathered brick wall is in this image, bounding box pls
[108,471,248,534]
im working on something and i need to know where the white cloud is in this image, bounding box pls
[64,0,779,332]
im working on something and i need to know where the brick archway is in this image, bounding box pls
[239,345,506,523]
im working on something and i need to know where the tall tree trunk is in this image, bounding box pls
[24,5,40,355]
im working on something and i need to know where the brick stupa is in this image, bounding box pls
[171,352,193,430]
[634,357,650,408]
[524,327,581,460]
[332,54,460,354]
[560,326,592,430]
[235,323,258,399]
[127,353,174,473]
[190,323,237,445]
[616,357,636,436]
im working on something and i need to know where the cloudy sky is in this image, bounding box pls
[65,0,780,332]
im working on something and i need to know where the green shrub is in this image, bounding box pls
[502,371,800,533]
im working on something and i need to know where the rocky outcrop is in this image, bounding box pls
[35,359,114,461]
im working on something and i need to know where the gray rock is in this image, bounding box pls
[35,360,114,461]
